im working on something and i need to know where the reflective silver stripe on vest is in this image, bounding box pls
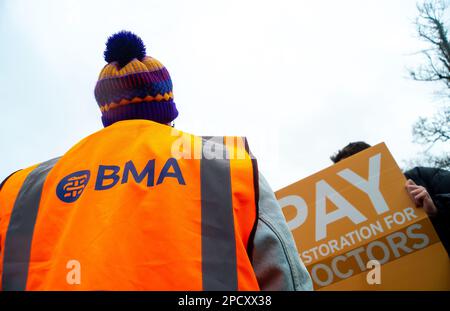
[2,157,59,291]
[201,137,238,290]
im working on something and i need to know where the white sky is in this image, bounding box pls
[1,0,449,190]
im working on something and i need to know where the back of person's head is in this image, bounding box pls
[330,141,372,163]
[94,31,178,127]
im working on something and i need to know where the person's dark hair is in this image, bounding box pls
[330,141,372,163]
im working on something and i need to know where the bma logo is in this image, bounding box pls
[55,158,185,203]
[56,170,91,203]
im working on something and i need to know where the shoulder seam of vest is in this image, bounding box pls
[0,170,22,192]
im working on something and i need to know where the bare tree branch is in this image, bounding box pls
[409,1,450,169]
[410,0,450,93]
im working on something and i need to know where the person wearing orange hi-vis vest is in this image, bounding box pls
[0,31,312,291]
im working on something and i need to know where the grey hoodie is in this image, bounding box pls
[252,173,313,291]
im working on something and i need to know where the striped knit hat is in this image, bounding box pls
[95,31,178,127]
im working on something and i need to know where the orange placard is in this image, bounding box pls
[276,143,450,290]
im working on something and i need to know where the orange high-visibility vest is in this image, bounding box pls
[0,120,260,290]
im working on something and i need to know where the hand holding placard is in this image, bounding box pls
[276,143,450,290]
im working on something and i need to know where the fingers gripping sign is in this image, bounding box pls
[405,179,438,217]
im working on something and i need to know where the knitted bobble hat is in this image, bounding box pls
[94,31,178,127]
